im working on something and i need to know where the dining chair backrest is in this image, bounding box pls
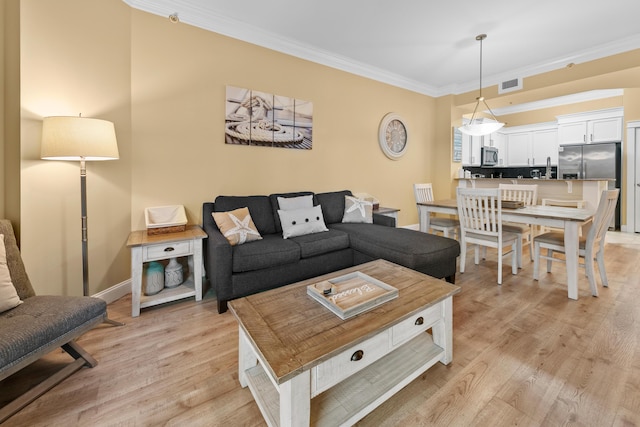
[414,183,435,204]
[499,183,538,206]
[456,187,502,237]
[586,189,619,248]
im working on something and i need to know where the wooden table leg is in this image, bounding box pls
[238,328,257,388]
[419,205,431,233]
[564,221,580,300]
[131,247,143,317]
[280,371,311,427]
[431,297,453,364]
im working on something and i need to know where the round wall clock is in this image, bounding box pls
[378,113,408,160]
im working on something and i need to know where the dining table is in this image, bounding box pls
[418,199,596,300]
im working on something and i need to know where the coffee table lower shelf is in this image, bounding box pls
[244,332,443,427]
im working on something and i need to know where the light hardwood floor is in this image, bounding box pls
[2,232,640,426]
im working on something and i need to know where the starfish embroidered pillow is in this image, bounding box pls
[212,207,262,246]
[342,195,373,224]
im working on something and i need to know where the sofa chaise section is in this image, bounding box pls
[203,190,460,313]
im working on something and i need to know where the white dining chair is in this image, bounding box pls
[540,198,586,233]
[533,189,619,296]
[499,183,538,265]
[456,187,520,285]
[414,183,459,239]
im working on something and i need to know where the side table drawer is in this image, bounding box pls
[312,329,390,396]
[391,304,442,347]
[144,240,192,260]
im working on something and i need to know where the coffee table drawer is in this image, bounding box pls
[313,329,390,395]
[391,304,442,347]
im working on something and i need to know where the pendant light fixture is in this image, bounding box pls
[459,34,505,136]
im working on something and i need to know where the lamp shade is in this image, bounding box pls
[41,116,119,161]
[459,117,505,136]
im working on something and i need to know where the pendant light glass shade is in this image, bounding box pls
[459,34,504,136]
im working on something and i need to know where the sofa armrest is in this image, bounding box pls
[373,213,396,227]
[202,203,233,306]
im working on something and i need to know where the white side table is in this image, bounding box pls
[126,225,207,317]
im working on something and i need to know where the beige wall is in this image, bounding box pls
[20,0,132,296]
[3,0,21,232]
[17,0,438,296]
[128,9,436,230]
[1,1,5,219]
[9,0,640,297]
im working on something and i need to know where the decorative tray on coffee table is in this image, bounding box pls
[306,272,398,320]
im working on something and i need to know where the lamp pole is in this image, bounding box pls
[80,157,89,297]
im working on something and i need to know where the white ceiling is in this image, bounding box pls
[124,0,640,97]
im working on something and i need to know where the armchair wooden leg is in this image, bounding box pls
[0,341,98,424]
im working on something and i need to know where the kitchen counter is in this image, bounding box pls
[454,177,613,181]
[455,177,611,210]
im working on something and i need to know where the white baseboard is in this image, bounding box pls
[402,223,420,230]
[92,279,131,304]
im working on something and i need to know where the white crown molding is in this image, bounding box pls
[123,1,640,98]
[491,89,624,115]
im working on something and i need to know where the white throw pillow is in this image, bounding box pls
[277,195,313,211]
[278,205,329,239]
[342,196,373,223]
[0,234,22,313]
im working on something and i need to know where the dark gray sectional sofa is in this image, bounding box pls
[202,190,460,313]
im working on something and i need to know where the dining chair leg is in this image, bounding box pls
[596,242,609,288]
[516,237,523,269]
[474,245,481,265]
[497,247,503,285]
[459,241,467,274]
[584,247,598,297]
[546,248,554,273]
[511,242,518,276]
[533,241,540,281]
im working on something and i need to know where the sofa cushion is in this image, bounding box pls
[330,223,460,273]
[214,195,276,235]
[277,195,314,211]
[290,229,350,258]
[278,205,329,239]
[212,207,262,246]
[0,234,22,313]
[342,195,373,224]
[232,234,301,273]
[269,191,316,233]
[316,190,353,224]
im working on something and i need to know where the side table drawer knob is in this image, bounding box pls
[164,247,175,252]
[415,316,424,326]
[351,350,364,361]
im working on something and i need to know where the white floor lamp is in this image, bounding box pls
[41,116,124,325]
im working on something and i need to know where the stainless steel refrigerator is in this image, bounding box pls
[558,142,621,229]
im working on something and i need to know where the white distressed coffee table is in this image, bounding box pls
[229,259,460,426]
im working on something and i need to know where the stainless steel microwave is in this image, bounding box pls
[481,146,499,166]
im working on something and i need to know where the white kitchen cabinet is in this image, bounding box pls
[557,108,623,144]
[461,133,482,166]
[503,122,558,166]
[506,132,532,166]
[531,128,558,166]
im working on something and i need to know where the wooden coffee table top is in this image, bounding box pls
[229,259,460,384]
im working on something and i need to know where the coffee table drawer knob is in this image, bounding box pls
[415,316,424,326]
[351,350,364,361]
